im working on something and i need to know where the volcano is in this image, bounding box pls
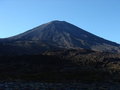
[1,21,120,83]
[0,20,120,55]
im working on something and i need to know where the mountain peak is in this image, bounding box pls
[47,20,69,26]
[5,20,120,53]
[49,20,66,23]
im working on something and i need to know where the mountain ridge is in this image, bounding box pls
[0,20,120,54]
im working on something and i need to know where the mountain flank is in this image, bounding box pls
[0,20,120,55]
[0,21,120,82]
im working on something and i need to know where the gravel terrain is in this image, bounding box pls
[0,82,119,90]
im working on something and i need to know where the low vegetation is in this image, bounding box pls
[0,49,120,82]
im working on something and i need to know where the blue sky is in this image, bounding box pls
[0,0,120,43]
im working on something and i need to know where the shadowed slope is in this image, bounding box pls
[1,20,120,54]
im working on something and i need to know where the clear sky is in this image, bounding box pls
[0,0,120,43]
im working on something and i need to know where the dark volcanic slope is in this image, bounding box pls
[1,20,120,54]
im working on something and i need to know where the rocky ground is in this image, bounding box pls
[0,82,120,90]
[0,50,120,89]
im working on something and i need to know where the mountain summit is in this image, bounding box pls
[1,20,120,54]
